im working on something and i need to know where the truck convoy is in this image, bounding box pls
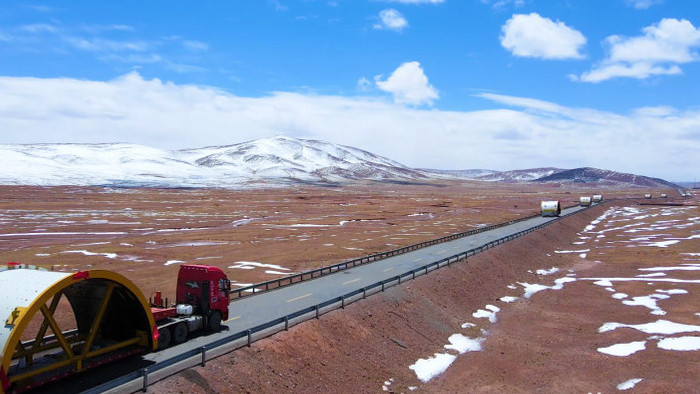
[0,263,231,393]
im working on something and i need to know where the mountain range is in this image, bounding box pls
[0,136,679,189]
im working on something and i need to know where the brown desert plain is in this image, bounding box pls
[1,181,698,393]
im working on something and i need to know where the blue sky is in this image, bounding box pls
[1,0,699,180]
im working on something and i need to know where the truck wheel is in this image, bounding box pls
[157,327,171,350]
[173,322,189,343]
[208,311,222,332]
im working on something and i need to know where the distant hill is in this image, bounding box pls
[0,137,680,189]
[474,167,562,182]
[535,167,679,188]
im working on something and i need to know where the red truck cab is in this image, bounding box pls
[176,264,230,324]
[150,264,231,349]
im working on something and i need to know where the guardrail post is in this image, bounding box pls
[363,288,366,299]
[397,275,401,284]
[285,316,289,331]
[142,368,149,392]
[247,330,252,346]
[201,346,207,366]
[341,295,345,309]
[381,281,385,292]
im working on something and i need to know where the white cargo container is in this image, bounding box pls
[592,194,603,203]
[579,196,592,206]
[541,200,561,217]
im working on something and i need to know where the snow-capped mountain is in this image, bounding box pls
[0,137,678,188]
[473,167,562,182]
[0,137,428,187]
[418,168,499,179]
[179,137,428,181]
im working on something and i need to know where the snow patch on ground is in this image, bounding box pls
[473,305,500,323]
[444,334,484,354]
[657,336,700,351]
[535,267,560,275]
[554,249,590,254]
[409,353,457,383]
[519,277,577,298]
[600,319,700,335]
[61,250,118,259]
[597,341,646,357]
[617,378,643,390]
[228,261,292,271]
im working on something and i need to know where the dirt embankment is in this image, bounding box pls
[153,203,640,393]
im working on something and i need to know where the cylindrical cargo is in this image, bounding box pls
[176,304,194,316]
[541,200,561,217]
[592,194,603,203]
[579,196,592,206]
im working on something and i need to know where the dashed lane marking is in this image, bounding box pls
[286,293,312,303]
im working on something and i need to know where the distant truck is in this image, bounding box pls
[660,193,668,198]
[644,193,652,199]
[579,196,592,207]
[541,200,561,217]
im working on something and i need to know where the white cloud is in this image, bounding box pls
[575,18,700,82]
[357,77,372,91]
[183,40,209,52]
[625,0,663,9]
[373,9,408,32]
[501,13,586,59]
[375,61,438,106]
[19,23,60,34]
[0,73,698,180]
[480,0,525,8]
[380,0,444,3]
[64,36,150,52]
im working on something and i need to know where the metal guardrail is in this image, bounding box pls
[88,203,590,394]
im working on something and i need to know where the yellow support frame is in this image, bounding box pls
[1,270,157,392]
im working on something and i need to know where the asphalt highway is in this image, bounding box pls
[46,205,584,393]
[146,205,585,363]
